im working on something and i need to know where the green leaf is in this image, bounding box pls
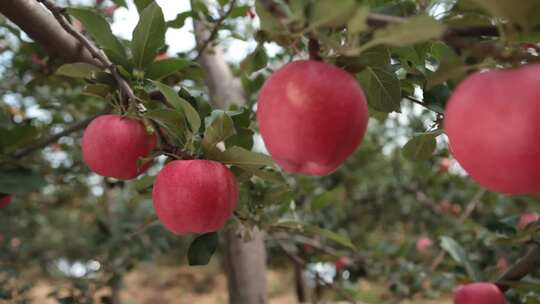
[67,8,125,59]
[357,66,401,112]
[250,168,287,184]
[312,186,345,210]
[134,0,154,13]
[145,58,193,80]
[468,0,540,30]
[402,133,437,161]
[202,111,236,154]
[255,0,282,33]
[144,109,186,143]
[134,175,155,192]
[211,146,273,170]
[347,6,369,34]
[308,226,356,250]
[276,221,356,250]
[150,81,201,133]
[262,184,292,205]
[55,62,101,79]
[132,2,166,68]
[0,169,46,194]
[82,83,113,99]
[440,236,480,281]
[187,232,219,266]
[111,0,127,8]
[427,42,464,89]
[0,125,39,152]
[240,47,268,75]
[361,16,445,51]
[310,0,356,28]
[167,11,194,29]
[230,5,251,18]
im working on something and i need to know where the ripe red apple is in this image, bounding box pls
[154,52,169,62]
[496,257,509,274]
[453,282,505,304]
[335,256,351,272]
[416,237,433,253]
[82,115,156,180]
[0,195,12,208]
[451,204,462,217]
[31,53,46,66]
[439,157,452,172]
[439,199,451,213]
[444,64,540,194]
[518,212,540,229]
[257,60,368,176]
[152,160,238,235]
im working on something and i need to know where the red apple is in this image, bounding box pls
[451,204,462,217]
[496,257,509,274]
[101,5,118,16]
[152,160,238,235]
[154,52,169,62]
[444,64,540,194]
[335,256,351,272]
[416,237,433,253]
[439,199,451,213]
[0,195,12,208]
[257,60,368,176]
[31,53,46,66]
[82,115,156,180]
[518,212,540,229]
[439,157,452,172]
[453,282,505,304]
[246,8,256,19]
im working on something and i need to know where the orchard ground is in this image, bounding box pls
[23,261,452,304]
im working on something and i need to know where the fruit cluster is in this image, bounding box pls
[81,60,540,303]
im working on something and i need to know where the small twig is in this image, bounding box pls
[405,96,443,115]
[195,0,238,60]
[13,106,111,159]
[124,217,159,240]
[37,0,108,67]
[308,36,322,61]
[275,240,360,303]
[37,0,139,108]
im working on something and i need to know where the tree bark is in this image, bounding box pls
[193,9,268,304]
[0,0,100,66]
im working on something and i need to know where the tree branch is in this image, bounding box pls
[496,244,540,292]
[13,106,111,159]
[194,0,238,61]
[0,0,99,65]
[36,0,139,107]
[258,0,499,39]
[275,240,361,304]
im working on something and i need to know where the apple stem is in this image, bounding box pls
[308,37,322,61]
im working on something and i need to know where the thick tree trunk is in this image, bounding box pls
[294,261,307,303]
[223,228,268,304]
[193,11,269,304]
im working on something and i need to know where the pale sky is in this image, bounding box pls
[110,0,259,62]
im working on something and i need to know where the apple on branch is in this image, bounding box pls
[453,282,505,304]
[257,60,368,176]
[82,115,156,180]
[152,160,238,235]
[445,64,540,194]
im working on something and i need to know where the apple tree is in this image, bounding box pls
[1,0,540,303]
